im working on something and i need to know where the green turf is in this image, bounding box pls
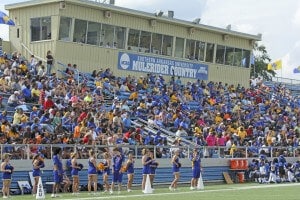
[6,183,300,200]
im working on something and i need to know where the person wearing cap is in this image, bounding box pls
[102,77,114,96]
[32,154,45,196]
[7,91,20,107]
[1,153,13,199]
[29,106,39,121]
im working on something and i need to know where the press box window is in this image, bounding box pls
[30,17,51,42]
[59,17,72,42]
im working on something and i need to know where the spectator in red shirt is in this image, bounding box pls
[206,131,217,158]
[123,127,135,143]
[39,86,46,105]
[43,96,55,110]
[77,109,87,123]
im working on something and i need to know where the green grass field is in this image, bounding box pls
[8,183,300,200]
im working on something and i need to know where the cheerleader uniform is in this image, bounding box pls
[103,159,110,175]
[172,157,180,173]
[142,156,151,175]
[2,163,13,180]
[150,160,158,175]
[192,156,201,179]
[53,155,63,183]
[71,161,79,177]
[32,160,44,177]
[127,161,134,174]
[112,155,123,183]
[88,159,97,175]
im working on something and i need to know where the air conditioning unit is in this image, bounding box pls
[189,27,195,35]
[223,34,229,41]
[150,19,157,27]
[59,1,66,9]
[104,10,112,18]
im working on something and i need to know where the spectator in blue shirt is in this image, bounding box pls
[29,107,39,122]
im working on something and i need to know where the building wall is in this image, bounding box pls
[7,1,254,86]
[8,3,59,59]
[2,41,11,53]
[55,41,250,86]
[60,3,251,50]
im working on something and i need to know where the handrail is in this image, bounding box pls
[136,117,198,148]
[271,77,300,85]
[56,61,80,85]
[20,43,46,63]
[1,144,299,160]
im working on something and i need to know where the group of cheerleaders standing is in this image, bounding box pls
[1,148,202,198]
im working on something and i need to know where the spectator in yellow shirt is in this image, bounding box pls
[129,91,138,101]
[0,75,9,92]
[18,61,28,75]
[229,141,237,156]
[214,112,223,124]
[31,84,40,102]
[170,92,179,106]
[83,92,93,103]
[237,127,247,143]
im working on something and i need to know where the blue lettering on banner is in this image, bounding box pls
[118,52,208,80]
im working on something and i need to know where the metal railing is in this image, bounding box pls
[271,77,300,85]
[2,144,299,160]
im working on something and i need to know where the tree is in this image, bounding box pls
[251,43,276,81]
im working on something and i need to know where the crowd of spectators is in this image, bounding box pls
[0,50,300,160]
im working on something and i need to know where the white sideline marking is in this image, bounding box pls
[66,183,300,200]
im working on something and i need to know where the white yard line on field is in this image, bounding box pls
[62,183,300,200]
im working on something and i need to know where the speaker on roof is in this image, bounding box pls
[189,27,195,35]
[150,19,157,27]
[104,10,112,18]
[223,34,229,41]
[59,1,66,9]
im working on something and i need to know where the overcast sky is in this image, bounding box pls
[1,0,300,80]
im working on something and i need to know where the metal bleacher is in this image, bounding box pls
[132,118,197,148]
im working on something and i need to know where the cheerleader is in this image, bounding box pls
[102,152,111,193]
[141,148,152,192]
[110,148,124,194]
[71,152,82,195]
[126,153,134,192]
[52,148,64,198]
[32,154,45,196]
[169,149,181,191]
[149,151,159,189]
[1,153,13,199]
[87,149,98,195]
[190,149,201,190]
